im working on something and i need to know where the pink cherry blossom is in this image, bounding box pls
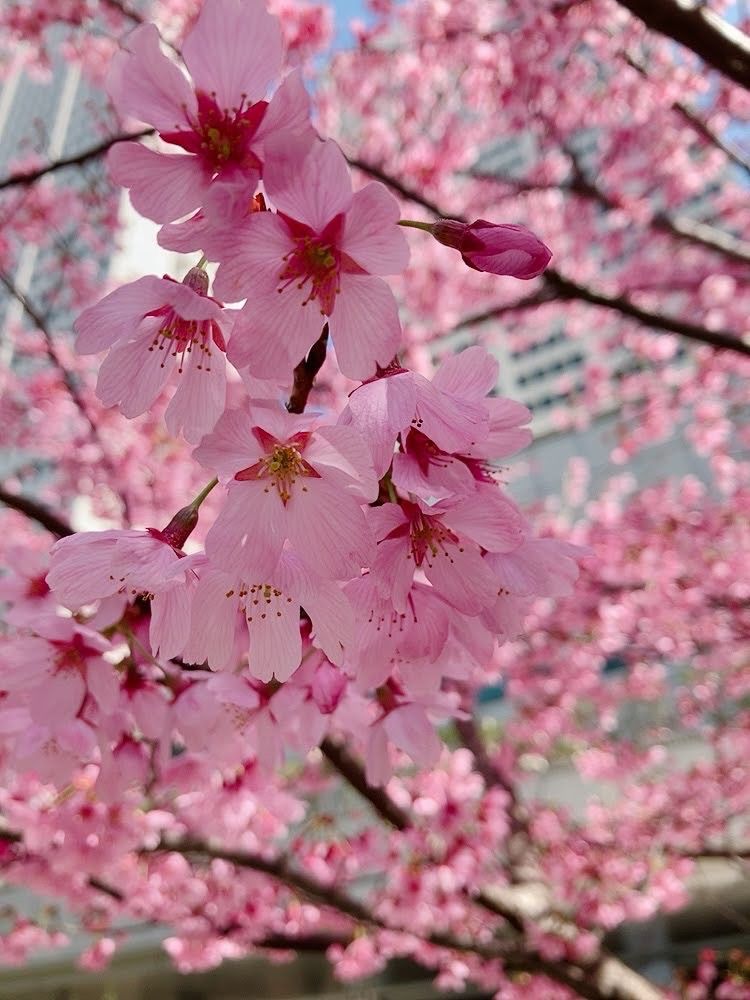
[184,551,354,681]
[74,268,232,443]
[194,403,377,579]
[430,219,552,278]
[47,527,193,660]
[213,134,409,379]
[345,346,496,478]
[2,616,119,725]
[106,0,310,225]
[370,489,526,615]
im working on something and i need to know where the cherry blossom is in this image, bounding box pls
[106,0,310,226]
[74,267,232,443]
[194,403,377,578]
[213,134,409,379]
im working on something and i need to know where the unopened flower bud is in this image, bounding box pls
[430,219,552,278]
[156,504,200,551]
[182,266,210,296]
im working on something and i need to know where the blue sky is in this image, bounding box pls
[329,0,371,49]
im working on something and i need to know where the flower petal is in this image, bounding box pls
[165,347,227,444]
[182,0,283,110]
[263,134,352,232]
[96,323,173,418]
[74,275,170,354]
[329,274,402,380]
[341,182,409,275]
[107,23,196,131]
[108,142,209,224]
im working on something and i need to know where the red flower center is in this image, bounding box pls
[161,92,267,174]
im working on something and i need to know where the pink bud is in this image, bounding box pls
[430,219,552,278]
[310,659,347,714]
[181,266,210,295]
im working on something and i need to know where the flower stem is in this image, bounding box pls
[196,254,208,269]
[398,219,433,232]
[190,477,218,510]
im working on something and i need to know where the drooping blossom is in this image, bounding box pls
[388,346,532,498]
[46,527,194,660]
[213,134,409,379]
[74,268,232,443]
[365,679,459,786]
[2,616,119,725]
[194,403,377,579]
[183,551,354,681]
[106,0,311,225]
[344,346,497,478]
[370,490,526,616]
[429,219,552,278]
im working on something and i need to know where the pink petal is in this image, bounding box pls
[205,484,284,578]
[182,0,282,110]
[304,424,378,502]
[185,571,239,670]
[412,374,488,453]
[296,579,354,666]
[227,272,324,377]
[96,323,173,418]
[432,345,499,399]
[286,482,374,580]
[441,486,526,553]
[246,595,301,682]
[384,704,442,767]
[391,451,475,501]
[107,23,196,131]
[424,541,498,615]
[212,214,292,301]
[365,722,392,786]
[85,660,120,716]
[347,373,416,478]
[108,142,209,224]
[253,69,312,148]
[150,584,191,660]
[330,274,402,380]
[485,539,581,598]
[74,275,170,354]
[193,406,261,479]
[263,134,352,232]
[371,537,414,614]
[30,670,86,726]
[341,182,409,275]
[165,348,226,444]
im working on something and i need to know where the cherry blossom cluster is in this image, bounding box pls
[0,0,570,797]
[2,1,749,996]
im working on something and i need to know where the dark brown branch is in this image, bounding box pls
[347,156,447,217]
[544,268,750,356]
[0,486,74,537]
[0,129,154,191]
[287,324,330,414]
[0,272,131,520]
[319,737,410,830]
[615,0,750,91]
[350,159,750,357]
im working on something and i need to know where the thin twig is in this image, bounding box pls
[286,324,330,414]
[0,129,154,191]
[0,486,74,537]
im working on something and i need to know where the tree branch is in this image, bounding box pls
[0,272,131,520]
[0,129,155,192]
[614,0,750,91]
[320,737,410,830]
[0,486,74,537]
[544,268,750,356]
[350,158,750,357]
[287,324,330,414]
